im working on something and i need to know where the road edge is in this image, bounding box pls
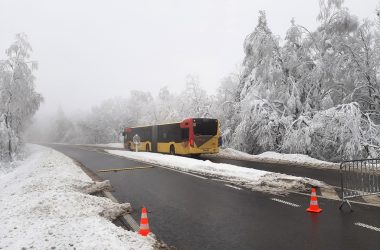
[69,152,173,249]
[69,158,141,231]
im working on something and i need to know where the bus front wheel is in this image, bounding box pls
[169,145,175,155]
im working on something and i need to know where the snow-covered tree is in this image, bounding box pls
[152,86,181,123]
[0,34,43,161]
[49,107,77,143]
[210,72,240,145]
[178,75,210,118]
[126,90,154,126]
[74,97,132,143]
[220,2,380,160]
[238,11,284,102]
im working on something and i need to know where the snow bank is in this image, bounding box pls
[212,148,339,169]
[106,150,326,194]
[94,143,124,148]
[77,143,124,149]
[0,145,155,249]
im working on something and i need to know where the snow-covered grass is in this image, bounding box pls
[0,144,155,249]
[212,148,339,169]
[106,150,326,194]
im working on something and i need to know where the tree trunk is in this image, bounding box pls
[4,114,13,161]
[8,138,12,161]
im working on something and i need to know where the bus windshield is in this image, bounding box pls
[193,118,218,136]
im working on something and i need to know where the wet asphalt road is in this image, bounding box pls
[47,144,380,250]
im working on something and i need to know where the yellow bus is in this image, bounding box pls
[122,118,220,156]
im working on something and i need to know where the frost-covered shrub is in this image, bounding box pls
[282,103,380,161]
[311,103,363,161]
[231,96,289,154]
[282,115,313,155]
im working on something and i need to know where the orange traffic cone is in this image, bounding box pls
[306,188,323,213]
[139,207,150,236]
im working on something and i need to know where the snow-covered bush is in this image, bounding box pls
[282,103,380,161]
[223,2,380,161]
[281,115,313,155]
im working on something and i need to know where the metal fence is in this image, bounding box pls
[340,159,380,210]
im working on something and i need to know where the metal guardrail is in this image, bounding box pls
[340,159,380,210]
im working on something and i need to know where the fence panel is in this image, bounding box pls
[340,159,380,210]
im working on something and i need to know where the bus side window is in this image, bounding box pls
[181,128,189,140]
[141,128,146,142]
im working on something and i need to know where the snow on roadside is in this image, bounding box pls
[0,160,22,177]
[99,143,124,148]
[80,143,124,149]
[106,150,326,194]
[212,148,339,169]
[0,144,155,250]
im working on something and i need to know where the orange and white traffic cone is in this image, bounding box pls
[139,207,150,236]
[306,188,323,213]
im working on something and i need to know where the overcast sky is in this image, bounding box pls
[0,0,379,117]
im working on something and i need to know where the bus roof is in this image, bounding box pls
[124,118,218,130]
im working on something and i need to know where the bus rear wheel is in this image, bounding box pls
[169,145,175,155]
[146,144,150,152]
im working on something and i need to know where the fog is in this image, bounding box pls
[0,0,378,117]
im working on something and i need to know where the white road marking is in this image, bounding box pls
[354,222,380,232]
[225,184,242,190]
[182,172,208,180]
[271,198,301,207]
[158,166,208,180]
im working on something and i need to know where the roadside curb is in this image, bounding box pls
[71,153,173,250]
[71,158,141,232]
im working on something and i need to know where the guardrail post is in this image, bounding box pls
[339,158,380,211]
[339,162,352,211]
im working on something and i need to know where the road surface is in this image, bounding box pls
[47,144,380,249]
